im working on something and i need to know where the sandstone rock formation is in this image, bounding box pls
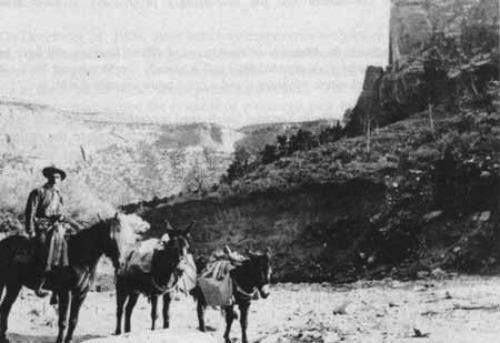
[345,0,499,135]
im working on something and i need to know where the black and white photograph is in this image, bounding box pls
[0,0,498,342]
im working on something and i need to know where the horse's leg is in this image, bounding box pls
[0,284,5,302]
[64,290,87,343]
[238,301,251,343]
[55,291,70,343]
[124,293,139,333]
[162,292,171,329]
[150,295,158,331]
[0,284,21,343]
[115,288,127,335]
[222,305,235,343]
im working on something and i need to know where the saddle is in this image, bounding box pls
[12,222,75,271]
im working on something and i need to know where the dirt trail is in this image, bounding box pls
[4,276,500,343]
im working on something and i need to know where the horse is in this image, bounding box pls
[0,213,134,343]
[114,226,192,335]
[192,248,272,343]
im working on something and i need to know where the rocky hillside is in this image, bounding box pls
[237,119,338,155]
[129,97,500,283]
[0,101,242,220]
[0,99,333,226]
[125,0,500,283]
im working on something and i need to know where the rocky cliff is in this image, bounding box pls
[344,0,499,136]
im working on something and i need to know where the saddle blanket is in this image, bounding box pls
[121,238,163,275]
[198,261,235,307]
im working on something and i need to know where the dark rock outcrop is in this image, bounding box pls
[136,180,387,282]
[345,0,500,135]
[344,66,384,137]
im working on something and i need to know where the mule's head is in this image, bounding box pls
[247,247,272,298]
[163,223,191,275]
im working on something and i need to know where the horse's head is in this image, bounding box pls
[247,247,272,298]
[105,213,139,271]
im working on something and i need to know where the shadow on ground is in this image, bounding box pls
[6,333,103,343]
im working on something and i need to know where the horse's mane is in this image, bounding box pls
[68,219,112,266]
[116,213,147,245]
[68,214,142,269]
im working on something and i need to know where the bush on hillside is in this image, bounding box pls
[222,122,344,185]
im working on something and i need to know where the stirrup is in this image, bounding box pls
[34,289,49,298]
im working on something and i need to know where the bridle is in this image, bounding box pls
[150,235,188,294]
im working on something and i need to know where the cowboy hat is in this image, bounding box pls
[42,166,66,181]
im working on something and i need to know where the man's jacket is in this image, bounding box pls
[25,184,64,234]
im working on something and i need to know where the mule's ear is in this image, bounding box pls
[246,248,256,258]
[265,247,272,257]
[184,220,196,234]
[114,212,120,219]
[97,213,103,222]
[165,220,174,232]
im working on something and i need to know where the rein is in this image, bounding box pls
[150,273,181,295]
[233,277,259,301]
[150,250,186,295]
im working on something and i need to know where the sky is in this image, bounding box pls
[0,0,390,127]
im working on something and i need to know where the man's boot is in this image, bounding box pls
[33,230,50,298]
[50,292,58,305]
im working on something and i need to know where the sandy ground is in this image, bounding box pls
[4,276,500,343]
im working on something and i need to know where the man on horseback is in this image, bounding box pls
[25,166,67,298]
